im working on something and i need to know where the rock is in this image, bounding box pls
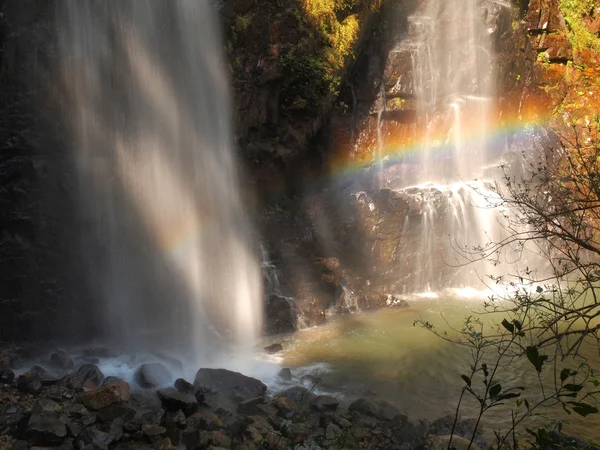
[135,363,172,389]
[325,423,341,440]
[157,388,197,415]
[348,398,405,422]
[64,403,89,418]
[264,294,297,334]
[174,378,194,394]
[276,386,313,406]
[237,396,264,413]
[394,420,431,449]
[152,437,177,450]
[75,426,114,449]
[66,422,82,438]
[50,350,74,370]
[96,405,137,423]
[264,343,283,354]
[277,368,292,381]
[423,435,482,450]
[17,372,43,395]
[110,417,124,441]
[193,368,267,402]
[142,424,167,437]
[0,369,15,384]
[77,364,104,388]
[76,381,130,410]
[310,395,339,412]
[141,407,166,426]
[272,396,296,418]
[26,412,67,446]
[82,413,97,427]
[101,376,122,387]
[187,411,223,431]
[210,430,232,447]
[33,398,61,414]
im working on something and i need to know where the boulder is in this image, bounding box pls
[77,364,104,388]
[237,397,265,413]
[33,398,61,414]
[277,368,292,381]
[75,425,114,449]
[96,404,137,423]
[276,386,313,406]
[309,395,339,412]
[17,372,42,395]
[264,343,283,354]
[193,368,267,402]
[135,363,172,389]
[174,378,194,394]
[141,407,165,426]
[50,350,74,370]
[101,376,123,387]
[157,388,197,415]
[187,411,223,431]
[76,381,130,410]
[26,412,67,446]
[348,398,405,422]
[0,369,15,384]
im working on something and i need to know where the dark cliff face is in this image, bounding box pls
[0,1,99,342]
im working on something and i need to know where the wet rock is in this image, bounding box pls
[264,294,297,335]
[101,376,122,387]
[423,435,482,450]
[33,398,61,414]
[276,386,314,406]
[26,412,67,446]
[157,388,197,415]
[187,411,223,431]
[96,405,137,423]
[64,403,89,418]
[0,369,15,385]
[17,372,43,395]
[75,425,114,449]
[135,363,172,389]
[237,396,264,414]
[264,343,283,354]
[174,378,194,394]
[348,398,405,422]
[110,417,124,441]
[142,424,167,437]
[77,364,104,388]
[193,368,267,402]
[310,395,339,412]
[50,350,74,370]
[82,413,97,427]
[152,437,177,450]
[76,381,130,410]
[66,422,82,438]
[141,408,166,426]
[325,423,341,440]
[394,419,431,449]
[277,368,292,381]
[272,396,296,418]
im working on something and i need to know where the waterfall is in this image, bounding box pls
[56,1,262,364]
[388,0,507,292]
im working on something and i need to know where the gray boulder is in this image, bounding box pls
[193,368,266,402]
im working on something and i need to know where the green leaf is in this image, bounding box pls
[536,286,543,293]
[490,383,502,398]
[461,374,471,387]
[526,346,548,373]
[590,379,600,387]
[564,384,583,392]
[561,368,577,382]
[497,392,521,401]
[513,320,522,332]
[569,402,599,417]
[501,319,514,333]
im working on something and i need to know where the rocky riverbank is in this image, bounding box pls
[0,353,495,450]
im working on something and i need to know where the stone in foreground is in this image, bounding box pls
[135,362,173,389]
[157,387,197,415]
[26,412,67,446]
[76,381,130,410]
[310,395,339,412]
[193,368,267,402]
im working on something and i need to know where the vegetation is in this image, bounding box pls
[560,0,600,53]
[417,117,600,449]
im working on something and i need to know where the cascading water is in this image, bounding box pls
[56,1,262,365]
[388,0,507,292]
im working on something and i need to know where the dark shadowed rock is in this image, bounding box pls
[174,378,194,394]
[33,398,61,414]
[96,404,137,423]
[50,350,74,370]
[76,381,130,410]
[135,363,172,389]
[75,425,114,449]
[193,368,267,402]
[310,395,339,412]
[264,343,283,354]
[77,364,104,388]
[26,412,67,446]
[187,411,223,431]
[0,369,15,384]
[157,388,197,415]
[141,407,165,426]
[348,398,405,422]
[277,368,292,381]
[17,372,43,395]
[237,396,265,414]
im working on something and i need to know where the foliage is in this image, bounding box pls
[416,118,600,448]
[560,0,600,54]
